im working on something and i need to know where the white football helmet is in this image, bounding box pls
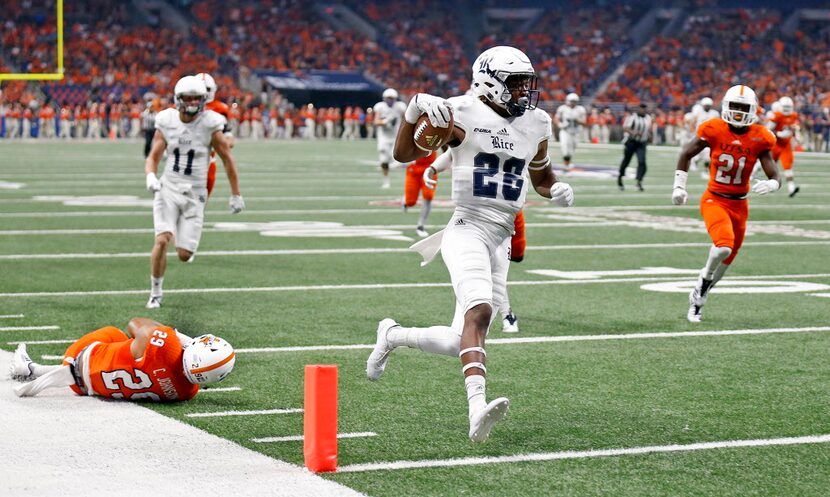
[382,88,398,102]
[195,72,217,103]
[721,85,757,127]
[471,45,539,116]
[182,334,235,385]
[174,76,207,116]
[566,93,579,105]
[779,96,794,115]
[700,97,714,110]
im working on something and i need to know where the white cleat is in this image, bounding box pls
[146,295,162,309]
[10,343,34,381]
[366,318,399,381]
[469,397,510,443]
[501,312,519,333]
[687,288,703,323]
[415,226,428,238]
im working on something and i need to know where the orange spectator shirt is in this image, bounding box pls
[697,118,775,197]
[74,326,198,402]
[768,111,799,145]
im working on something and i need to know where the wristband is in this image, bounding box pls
[673,170,688,190]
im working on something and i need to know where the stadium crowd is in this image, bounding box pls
[3,1,830,148]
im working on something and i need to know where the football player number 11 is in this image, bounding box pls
[714,153,746,185]
[473,152,526,201]
[172,148,195,176]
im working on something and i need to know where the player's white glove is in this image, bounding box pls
[229,194,245,214]
[550,182,574,207]
[752,178,780,195]
[423,166,437,190]
[145,173,161,193]
[672,187,688,205]
[405,93,453,127]
[776,129,792,139]
[672,170,688,205]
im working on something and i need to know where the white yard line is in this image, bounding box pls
[186,408,303,418]
[198,386,242,393]
[26,326,830,356]
[337,434,830,473]
[2,272,830,299]
[0,325,59,332]
[1,240,828,260]
[233,326,830,353]
[0,314,24,319]
[251,432,377,444]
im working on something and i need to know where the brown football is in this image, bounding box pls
[413,113,454,151]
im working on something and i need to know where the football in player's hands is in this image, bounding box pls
[414,113,454,151]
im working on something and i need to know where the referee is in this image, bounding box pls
[618,103,652,191]
[141,101,157,158]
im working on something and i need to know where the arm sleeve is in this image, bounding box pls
[430,151,452,173]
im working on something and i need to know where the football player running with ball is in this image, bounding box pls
[366,46,574,443]
[673,85,780,323]
[144,76,244,309]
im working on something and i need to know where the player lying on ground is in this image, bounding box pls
[10,318,235,401]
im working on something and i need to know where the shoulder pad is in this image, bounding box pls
[155,108,177,127]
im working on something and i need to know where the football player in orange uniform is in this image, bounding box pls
[404,150,440,237]
[11,318,235,401]
[672,85,780,323]
[767,96,800,197]
[196,73,234,197]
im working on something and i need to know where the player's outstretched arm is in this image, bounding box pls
[529,140,573,207]
[144,131,166,192]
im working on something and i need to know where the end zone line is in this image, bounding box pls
[186,408,303,418]
[0,325,59,332]
[337,434,830,473]
[252,432,377,444]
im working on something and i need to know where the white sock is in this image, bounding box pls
[151,276,164,297]
[31,363,62,378]
[387,325,459,357]
[701,245,732,280]
[786,175,796,194]
[418,200,432,227]
[711,262,729,286]
[465,375,487,417]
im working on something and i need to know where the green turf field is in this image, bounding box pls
[1,140,829,496]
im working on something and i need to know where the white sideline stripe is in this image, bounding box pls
[0,314,24,319]
[252,432,378,444]
[198,386,242,393]
[2,240,828,260]
[0,325,59,331]
[337,434,830,473]
[234,326,830,353]
[186,408,303,418]
[3,273,830,298]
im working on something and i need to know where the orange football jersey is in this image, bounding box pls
[66,325,198,402]
[207,100,230,118]
[768,111,798,144]
[697,118,775,196]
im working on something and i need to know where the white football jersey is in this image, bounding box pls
[691,105,719,129]
[555,104,587,134]
[447,95,552,232]
[373,100,406,141]
[155,108,226,192]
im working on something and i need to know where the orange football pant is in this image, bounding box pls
[403,165,435,207]
[700,191,747,265]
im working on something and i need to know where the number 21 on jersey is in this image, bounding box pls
[473,152,525,201]
[714,153,746,185]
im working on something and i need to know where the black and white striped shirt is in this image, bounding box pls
[623,113,652,143]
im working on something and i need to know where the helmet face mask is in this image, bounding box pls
[472,46,539,117]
